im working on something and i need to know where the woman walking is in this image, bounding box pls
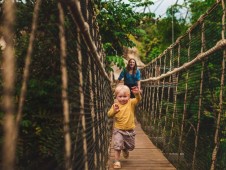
[117,58,141,98]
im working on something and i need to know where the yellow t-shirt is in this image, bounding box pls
[107,94,141,130]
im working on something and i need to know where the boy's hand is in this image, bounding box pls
[113,103,120,114]
[131,86,140,94]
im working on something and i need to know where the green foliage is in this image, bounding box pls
[106,55,125,70]
[189,0,216,23]
[147,46,161,61]
[217,138,226,169]
[134,16,188,63]
[96,0,155,66]
[17,111,64,170]
[97,0,139,54]
[96,0,190,65]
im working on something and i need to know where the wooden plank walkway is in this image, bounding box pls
[107,122,176,170]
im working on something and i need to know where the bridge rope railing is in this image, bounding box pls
[0,0,113,170]
[138,0,225,169]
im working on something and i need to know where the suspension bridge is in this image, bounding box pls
[0,0,225,170]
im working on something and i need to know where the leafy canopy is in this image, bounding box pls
[96,0,155,68]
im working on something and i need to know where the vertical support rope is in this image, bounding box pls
[95,65,102,167]
[151,64,155,124]
[170,49,179,139]
[175,42,181,163]
[192,20,206,170]
[170,47,176,140]
[210,0,226,169]
[155,63,160,128]
[159,77,164,132]
[153,63,157,126]
[58,2,72,170]
[178,71,189,163]
[77,35,88,170]
[96,71,103,166]
[164,75,171,134]
[210,46,225,170]
[1,1,16,170]
[89,56,97,169]
[157,58,162,141]
[148,65,153,113]
[192,63,204,169]
[16,0,41,124]
[178,41,190,163]
[162,55,167,132]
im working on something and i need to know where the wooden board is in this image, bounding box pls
[107,122,176,170]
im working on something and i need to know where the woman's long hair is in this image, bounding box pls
[126,58,137,75]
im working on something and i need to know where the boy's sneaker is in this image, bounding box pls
[122,150,129,159]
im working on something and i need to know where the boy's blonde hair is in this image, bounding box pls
[114,85,130,97]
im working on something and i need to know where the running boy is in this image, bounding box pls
[107,85,142,169]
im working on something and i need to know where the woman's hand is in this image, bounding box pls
[131,86,140,94]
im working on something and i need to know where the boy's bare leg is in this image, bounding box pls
[113,150,122,168]
[114,150,121,161]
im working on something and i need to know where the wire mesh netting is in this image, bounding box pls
[138,1,226,170]
[0,0,113,170]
